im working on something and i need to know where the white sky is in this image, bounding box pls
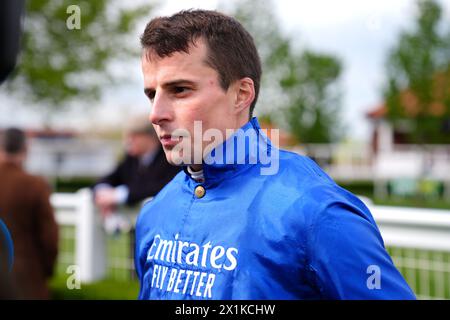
[1,0,450,141]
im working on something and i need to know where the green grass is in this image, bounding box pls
[53,177,96,193]
[49,275,139,300]
[337,180,450,210]
[386,247,450,299]
[373,198,450,210]
[337,180,374,198]
[52,226,139,299]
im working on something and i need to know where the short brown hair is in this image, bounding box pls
[0,128,26,154]
[140,9,262,118]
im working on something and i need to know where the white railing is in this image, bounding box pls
[51,188,106,283]
[364,201,450,252]
[362,198,450,299]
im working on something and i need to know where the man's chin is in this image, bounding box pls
[163,147,204,167]
[163,149,185,167]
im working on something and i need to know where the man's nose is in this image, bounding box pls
[150,93,173,126]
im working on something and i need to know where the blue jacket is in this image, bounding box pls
[135,117,415,300]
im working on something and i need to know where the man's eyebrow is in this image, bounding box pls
[162,79,196,88]
[144,79,196,94]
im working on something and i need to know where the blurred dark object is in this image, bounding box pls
[0,218,14,273]
[0,0,25,84]
[0,219,16,299]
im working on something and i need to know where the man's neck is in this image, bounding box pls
[189,164,203,172]
[0,157,23,168]
[187,165,205,183]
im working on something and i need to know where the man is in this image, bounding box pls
[0,128,58,299]
[135,10,415,300]
[93,114,180,220]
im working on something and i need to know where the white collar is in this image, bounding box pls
[187,166,205,183]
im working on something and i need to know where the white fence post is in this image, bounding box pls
[75,188,106,282]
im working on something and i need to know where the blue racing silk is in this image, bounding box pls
[135,117,415,300]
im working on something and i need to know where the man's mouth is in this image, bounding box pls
[160,134,181,147]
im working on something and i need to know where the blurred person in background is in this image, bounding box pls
[93,114,180,233]
[0,128,59,299]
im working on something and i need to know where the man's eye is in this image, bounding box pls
[173,87,190,95]
[148,91,155,101]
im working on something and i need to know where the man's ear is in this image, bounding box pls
[234,77,255,115]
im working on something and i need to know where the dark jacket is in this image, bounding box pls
[94,146,180,206]
[0,162,58,299]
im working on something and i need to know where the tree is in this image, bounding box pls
[281,51,342,143]
[384,0,450,144]
[4,0,154,120]
[227,0,343,143]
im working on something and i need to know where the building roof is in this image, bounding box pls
[366,70,450,120]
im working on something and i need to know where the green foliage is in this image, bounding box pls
[5,0,154,114]
[228,0,343,143]
[281,51,342,143]
[384,0,450,144]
